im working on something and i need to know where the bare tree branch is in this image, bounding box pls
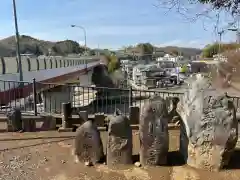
[153,0,239,37]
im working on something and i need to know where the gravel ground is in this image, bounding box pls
[0,130,240,180]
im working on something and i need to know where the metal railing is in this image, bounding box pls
[0,79,239,116]
[0,79,37,114]
[35,82,184,115]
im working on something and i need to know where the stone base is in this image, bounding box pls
[7,125,14,132]
[58,127,73,132]
[129,106,140,125]
[41,116,56,130]
[94,114,105,127]
[23,118,36,132]
[187,143,229,171]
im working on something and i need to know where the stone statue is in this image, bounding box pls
[106,110,132,166]
[179,75,238,171]
[139,95,169,166]
[6,108,22,132]
[74,119,104,164]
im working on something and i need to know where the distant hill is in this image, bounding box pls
[118,44,202,58]
[0,35,202,58]
[155,46,202,58]
[0,35,85,57]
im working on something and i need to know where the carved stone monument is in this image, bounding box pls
[179,75,238,171]
[139,96,169,166]
[107,111,132,166]
[74,120,104,164]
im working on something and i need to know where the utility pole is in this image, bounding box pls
[13,0,23,82]
[217,30,224,59]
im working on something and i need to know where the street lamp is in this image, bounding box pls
[228,28,240,44]
[12,0,23,82]
[71,25,87,54]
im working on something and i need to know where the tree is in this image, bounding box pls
[198,0,239,16]
[106,54,120,73]
[170,49,179,56]
[136,43,154,55]
[35,45,42,56]
[89,50,96,56]
[202,43,240,58]
[155,0,240,28]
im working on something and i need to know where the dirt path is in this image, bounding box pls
[0,130,240,180]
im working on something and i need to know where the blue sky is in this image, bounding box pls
[0,0,237,49]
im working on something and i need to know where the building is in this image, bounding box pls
[156,54,183,62]
[120,60,137,78]
[132,64,165,86]
[132,64,147,85]
[213,54,227,62]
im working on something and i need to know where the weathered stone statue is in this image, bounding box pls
[74,120,104,164]
[179,75,238,171]
[139,96,169,166]
[6,108,22,132]
[106,110,132,166]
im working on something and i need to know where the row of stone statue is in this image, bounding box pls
[74,76,238,171]
[73,97,170,168]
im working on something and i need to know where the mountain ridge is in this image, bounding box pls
[0,35,202,58]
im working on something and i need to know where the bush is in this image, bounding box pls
[212,49,240,89]
[104,54,119,73]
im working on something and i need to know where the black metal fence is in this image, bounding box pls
[0,79,36,114]
[0,79,240,116]
[35,82,184,115]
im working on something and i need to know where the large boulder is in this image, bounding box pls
[74,120,104,164]
[107,112,132,166]
[139,96,169,166]
[179,76,238,171]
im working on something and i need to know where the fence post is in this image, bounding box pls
[84,59,87,70]
[129,87,133,107]
[32,78,38,116]
[58,102,72,132]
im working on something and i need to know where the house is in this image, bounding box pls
[121,60,137,78]
[213,54,227,62]
[132,64,147,85]
[156,54,183,62]
[132,64,165,86]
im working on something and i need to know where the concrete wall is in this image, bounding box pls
[43,85,74,114]
[0,56,99,75]
[42,69,93,113]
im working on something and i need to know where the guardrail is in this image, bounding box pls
[0,56,99,74]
